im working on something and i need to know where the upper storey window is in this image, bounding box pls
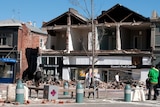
[0,33,13,46]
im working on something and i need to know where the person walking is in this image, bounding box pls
[115,72,120,89]
[85,71,90,88]
[147,65,159,100]
[115,72,120,82]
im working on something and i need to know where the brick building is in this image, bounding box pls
[0,19,47,83]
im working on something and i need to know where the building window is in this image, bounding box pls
[42,57,47,65]
[0,33,13,46]
[133,35,142,49]
[98,28,116,50]
[156,26,160,32]
[39,38,43,48]
[49,57,55,65]
[0,37,6,45]
[42,57,56,65]
[155,35,160,47]
[132,56,142,66]
[0,64,13,78]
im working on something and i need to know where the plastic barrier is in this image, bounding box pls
[15,79,24,104]
[76,82,84,103]
[63,81,69,95]
[124,84,131,102]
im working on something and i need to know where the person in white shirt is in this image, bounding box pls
[115,73,119,88]
[94,72,100,81]
[115,72,120,89]
[115,72,119,82]
[85,71,90,88]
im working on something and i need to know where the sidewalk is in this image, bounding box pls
[1,96,160,107]
[1,83,160,106]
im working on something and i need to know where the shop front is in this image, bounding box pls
[0,58,17,83]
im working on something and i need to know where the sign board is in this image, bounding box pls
[43,85,58,100]
[111,65,136,68]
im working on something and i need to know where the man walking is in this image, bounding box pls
[147,65,159,100]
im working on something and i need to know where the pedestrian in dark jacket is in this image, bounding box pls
[34,71,42,87]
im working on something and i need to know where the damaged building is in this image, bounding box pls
[0,19,47,83]
[40,4,156,83]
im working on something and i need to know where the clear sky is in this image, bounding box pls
[0,0,159,28]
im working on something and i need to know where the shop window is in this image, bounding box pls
[49,57,55,65]
[132,56,142,66]
[0,64,13,78]
[42,57,47,65]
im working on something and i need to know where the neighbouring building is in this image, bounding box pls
[40,4,154,83]
[0,19,47,83]
[150,10,160,69]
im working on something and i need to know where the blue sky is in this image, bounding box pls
[0,0,159,28]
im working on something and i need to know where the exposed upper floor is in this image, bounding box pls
[41,4,156,57]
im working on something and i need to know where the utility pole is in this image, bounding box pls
[91,0,95,99]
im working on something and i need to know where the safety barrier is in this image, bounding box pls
[28,85,99,99]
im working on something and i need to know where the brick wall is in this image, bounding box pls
[17,24,47,78]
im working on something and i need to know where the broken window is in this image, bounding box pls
[133,35,142,49]
[132,56,142,66]
[98,28,116,50]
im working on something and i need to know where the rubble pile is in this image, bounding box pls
[106,80,146,89]
[25,79,146,90]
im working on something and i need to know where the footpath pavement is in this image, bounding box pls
[1,97,160,107]
[1,83,160,107]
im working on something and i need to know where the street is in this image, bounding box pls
[3,99,160,107]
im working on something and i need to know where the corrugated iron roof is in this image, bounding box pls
[0,19,47,35]
[25,23,47,35]
[0,19,22,27]
[69,8,89,22]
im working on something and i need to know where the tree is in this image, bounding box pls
[69,0,106,99]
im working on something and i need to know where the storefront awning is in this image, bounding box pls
[0,58,17,63]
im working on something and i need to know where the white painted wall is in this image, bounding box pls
[140,69,149,83]
[68,27,73,52]
[88,28,99,51]
[95,27,100,50]
[88,32,92,50]
[95,56,131,65]
[63,56,152,66]
[46,35,51,49]
[71,28,88,51]
[63,57,70,65]
[63,56,91,65]
[62,68,70,81]
[63,56,132,65]
[142,57,152,65]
